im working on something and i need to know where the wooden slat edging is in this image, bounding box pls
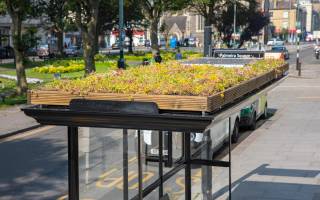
[30,63,289,112]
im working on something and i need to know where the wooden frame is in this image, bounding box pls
[29,63,289,112]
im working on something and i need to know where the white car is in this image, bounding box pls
[267,38,284,46]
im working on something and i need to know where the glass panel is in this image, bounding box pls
[78,128,189,200]
[78,127,138,200]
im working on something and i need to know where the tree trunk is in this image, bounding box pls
[127,29,134,54]
[78,0,99,76]
[150,19,159,52]
[203,18,212,57]
[82,32,96,75]
[11,15,27,95]
[14,49,28,94]
[56,30,64,57]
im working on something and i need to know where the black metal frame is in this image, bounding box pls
[22,74,287,200]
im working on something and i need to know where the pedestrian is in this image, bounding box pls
[175,48,183,60]
[154,51,162,63]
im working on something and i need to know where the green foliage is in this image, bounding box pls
[32,59,118,74]
[44,59,285,96]
[33,65,85,74]
[215,0,269,47]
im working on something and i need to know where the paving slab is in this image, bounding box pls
[204,64,320,200]
[0,105,38,136]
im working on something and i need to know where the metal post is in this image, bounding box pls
[233,1,237,47]
[166,132,173,167]
[137,130,143,200]
[228,117,232,200]
[68,126,79,200]
[201,130,212,200]
[184,132,192,200]
[159,131,164,198]
[118,0,125,69]
[123,129,129,200]
[296,38,300,70]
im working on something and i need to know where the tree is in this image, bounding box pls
[239,10,269,47]
[124,0,145,53]
[188,0,224,55]
[140,0,189,52]
[1,0,43,94]
[215,0,269,47]
[44,0,67,56]
[68,0,101,75]
[159,20,170,49]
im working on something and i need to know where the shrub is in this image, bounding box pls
[44,59,285,96]
[95,53,107,62]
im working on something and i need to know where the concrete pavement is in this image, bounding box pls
[0,46,319,200]
[0,105,38,136]
[208,48,320,200]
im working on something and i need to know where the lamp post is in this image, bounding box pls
[118,0,126,69]
[233,0,237,47]
[296,0,301,76]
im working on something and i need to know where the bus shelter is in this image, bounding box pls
[22,99,235,200]
[22,73,286,200]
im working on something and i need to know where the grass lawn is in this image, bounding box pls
[0,50,202,81]
[0,62,117,81]
[0,78,27,109]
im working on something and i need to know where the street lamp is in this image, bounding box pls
[118,0,126,69]
[233,0,237,47]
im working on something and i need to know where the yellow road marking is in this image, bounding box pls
[57,196,94,200]
[128,156,137,163]
[57,195,67,200]
[0,126,54,143]
[126,171,154,190]
[174,170,201,195]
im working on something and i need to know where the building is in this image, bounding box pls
[160,10,208,47]
[269,0,308,41]
[0,14,47,49]
[269,0,320,41]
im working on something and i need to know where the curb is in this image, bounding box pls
[0,124,43,140]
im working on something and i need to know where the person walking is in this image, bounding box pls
[154,51,162,63]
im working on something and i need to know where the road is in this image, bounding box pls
[0,46,317,200]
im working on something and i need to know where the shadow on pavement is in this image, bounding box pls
[0,129,68,200]
[213,164,320,200]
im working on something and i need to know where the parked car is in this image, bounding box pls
[159,38,166,47]
[64,46,82,57]
[144,39,151,47]
[188,37,197,47]
[271,46,289,60]
[37,44,49,59]
[267,38,284,46]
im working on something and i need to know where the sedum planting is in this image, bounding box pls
[43,59,285,96]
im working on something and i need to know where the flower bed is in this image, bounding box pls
[32,60,117,74]
[29,59,288,112]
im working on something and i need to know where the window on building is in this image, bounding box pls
[196,15,204,32]
[283,11,289,18]
[282,21,288,28]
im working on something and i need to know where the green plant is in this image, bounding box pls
[43,59,285,96]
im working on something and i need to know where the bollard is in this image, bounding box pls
[298,62,302,76]
[296,40,300,70]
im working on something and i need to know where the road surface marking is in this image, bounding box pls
[0,126,54,143]
[126,171,154,190]
[174,170,201,195]
[278,86,320,88]
[57,195,94,200]
[297,96,320,99]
